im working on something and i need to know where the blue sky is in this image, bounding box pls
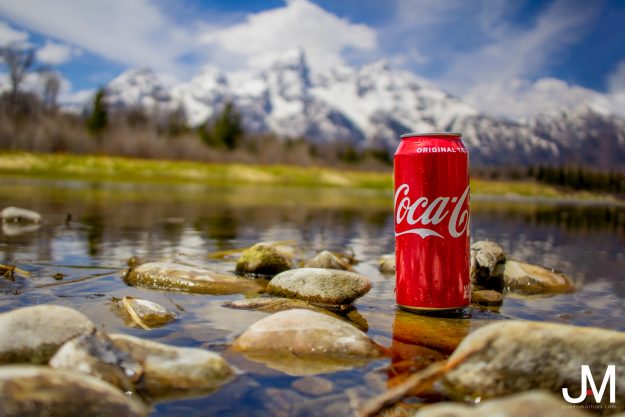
[0,0,624,118]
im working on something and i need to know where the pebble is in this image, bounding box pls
[304,250,353,271]
[235,243,294,276]
[471,289,503,306]
[116,296,175,329]
[378,254,396,275]
[498,260,575,294]
[267,268,371,305]
[470,240,506,288]
[291,376,335,396]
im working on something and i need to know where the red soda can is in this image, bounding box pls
[394,132,470,312]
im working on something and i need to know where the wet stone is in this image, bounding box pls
[235,243,294,276]
[442,320,625,413]
[378,254,396,275]
[470,240,506,288]
[291,376,335,396]
[0,305,96,364]
[415,390,592,417]
[49,331,143,392]
[498,260,575,295]
[471,289,503,306]
[1,206,41,224]
[222,297,332,315]
[0,365,148,417]
[123,262,264,295]
[304,250,353,271]
[232,309,383,376]
[267,268,371,305]
[115,296,175,329]
[109,333,234,396]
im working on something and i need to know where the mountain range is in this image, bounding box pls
[104,49,625,168]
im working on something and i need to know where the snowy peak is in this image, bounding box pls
[107,67,170,109]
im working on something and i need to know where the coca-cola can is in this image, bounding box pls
[394,132,470,312]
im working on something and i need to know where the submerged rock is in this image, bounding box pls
[378,254,396,275]
[443,320,625,413]
[235,243,293,276]
[304,251,353,271]
[470,241,506,288]
[123,262,264,295]
[115,297,175,329]
[223,297,332,315]
[232,309,383,376]
[498,260,575,294]
[1,206,41,224]
[471,289,503,306]
[0,305,95,364]
[415,390,591,417]
[109,333,233,395]
[49,331,143,391]
[0,365,147,417]
[267,268,371,305]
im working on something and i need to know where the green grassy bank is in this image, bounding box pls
[0,152,612,199]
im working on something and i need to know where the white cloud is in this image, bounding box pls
[608,60,625,93]
[0,0,195,74]
[36,40,80,65]
[0,20,28,46]
[200,0,377,72]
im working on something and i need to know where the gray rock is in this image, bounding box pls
[378,254,396,274]
[123,262,264,295]
[470,241,506,287]
[304,250,353,271]
[231,309,382,376]
[49,331,143,392]
[0,365,147,417]
[291,376,335,396]
[109,333,233,395]
[498,260,575,294]
[0,305,96,364]
[115,296,175,329]
[414,390,591,417]
[267,268,371,305]
[443,320,625,413]
[235,243,293,275]
[1,206,41,224]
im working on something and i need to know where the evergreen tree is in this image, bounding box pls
[212,102,243,150]
[86,88,108,135]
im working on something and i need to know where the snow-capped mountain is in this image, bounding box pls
[104,49,625,168]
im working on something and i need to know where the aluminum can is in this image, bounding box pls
[394,132,470,311]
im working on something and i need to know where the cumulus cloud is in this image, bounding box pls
[36,40,80,65]
[200,0,377,71]
[0,0,195,74]
[0,20,28,46]
[608,60,625,93]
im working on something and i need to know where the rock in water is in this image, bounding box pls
[235,243,293,275]
[267,268,371,305]
[231,309,383,376]
[49,331,143,391]
[498,260,575,294]
[0,305,96,364]
[378,254,396,274]
[109,333,233,395]
[470,241,506,288]
[304,251,352,271]
[0,206,41,224]
[442,320,625,413]
[223,297,333,315]
[0,366,147,417]
[415,390,591,417]
[471,289,503,306]
[123,262,264,295]
[116,297,175,329]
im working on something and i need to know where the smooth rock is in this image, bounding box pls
[291,376,335,396]
[123,262,264,295]
[470,241,505,288]
[115,297,175,329]
[231,309,383,376]
[442,320,625,413]
[0,305,96,364]
[1,206,41,224]
[304,250,353,271]
[235,243,293,276]
[378,254,396,274]
[414,390,591,417]
[471,289,503,306]
[267,268,371,305]
[223,297,333,315]
[0,365,147,417]
[49,331,143,391]
[109,333,233,395]
[498,260,575,294]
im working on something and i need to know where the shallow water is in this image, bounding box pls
[1,176,625,416]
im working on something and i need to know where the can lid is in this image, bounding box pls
[400,132,462,139]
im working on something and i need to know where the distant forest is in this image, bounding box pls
[1,44,624,194]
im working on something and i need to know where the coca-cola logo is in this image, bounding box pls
[394,184,470,239]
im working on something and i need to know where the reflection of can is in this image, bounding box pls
[394,132,470,312]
